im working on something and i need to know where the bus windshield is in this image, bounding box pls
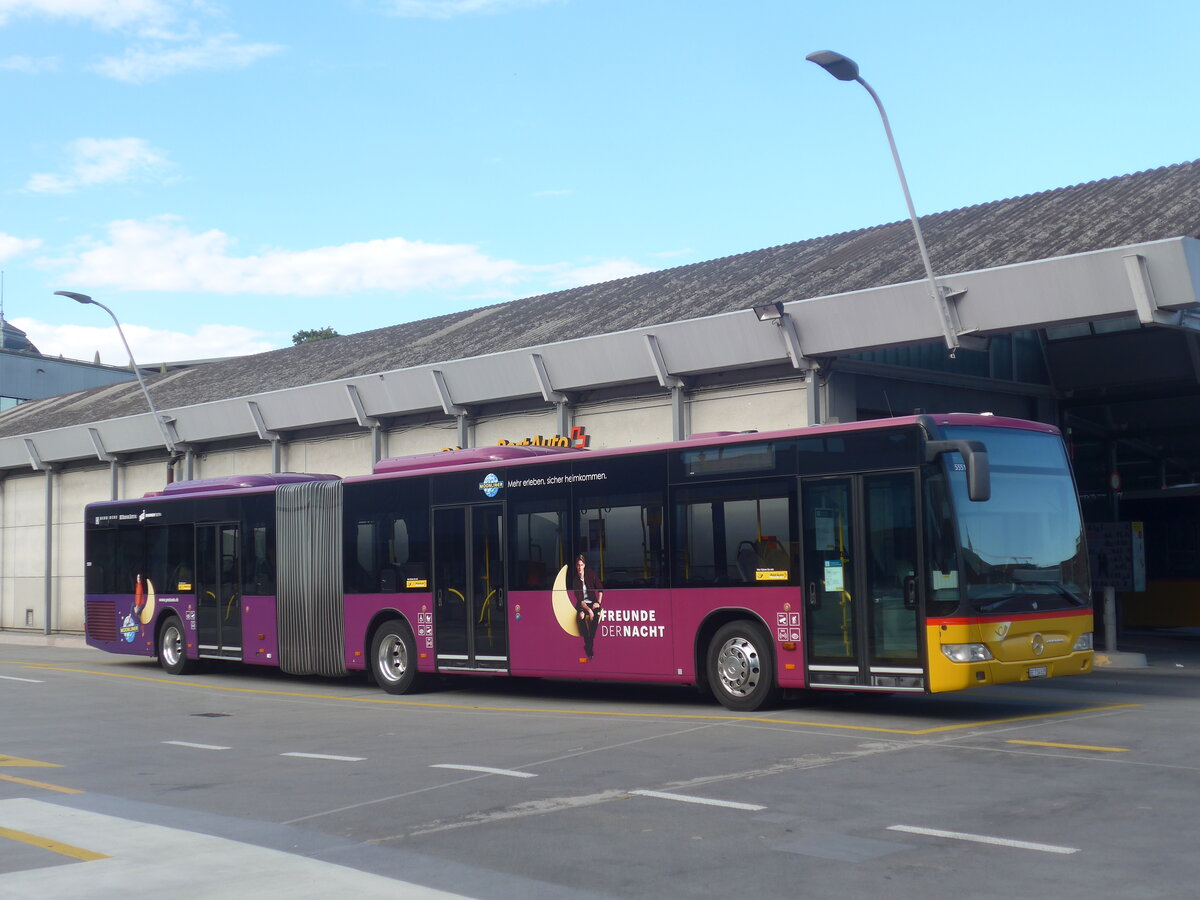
[942,426,1090,614]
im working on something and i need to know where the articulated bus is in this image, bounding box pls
[83,413,1093,710]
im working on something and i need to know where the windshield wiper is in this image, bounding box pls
[974,584,1086,613]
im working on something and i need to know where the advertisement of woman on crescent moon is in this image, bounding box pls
[550,555,603,658]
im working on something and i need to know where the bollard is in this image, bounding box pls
[1104,585,1118,652]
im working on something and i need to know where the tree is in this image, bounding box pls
[292,326,341,345]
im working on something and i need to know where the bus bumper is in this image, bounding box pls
[927,621,1094,692]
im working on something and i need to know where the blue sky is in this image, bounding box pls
[2,0,1198,364]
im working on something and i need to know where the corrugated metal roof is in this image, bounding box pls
[4,158,1199,438]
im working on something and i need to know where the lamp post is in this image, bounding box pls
[805,50,968,354]
[56,291,178,457]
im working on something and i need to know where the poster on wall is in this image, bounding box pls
[1086,521,1146,592]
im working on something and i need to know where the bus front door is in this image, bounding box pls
[195,523,242,660]
[801,473,923,691]
[433,504,507,671]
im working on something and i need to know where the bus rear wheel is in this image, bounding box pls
[707,621,779,711]
[371,620,422,695]
[158,616,197,676]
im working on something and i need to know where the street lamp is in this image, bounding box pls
[805,50,972,354]
[56,291,178,457]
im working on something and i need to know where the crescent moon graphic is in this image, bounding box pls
[550,565,579,637]
[139,578,157,624]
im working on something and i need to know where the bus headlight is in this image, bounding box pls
[1072,633,1093,651]
[941,643,994,663]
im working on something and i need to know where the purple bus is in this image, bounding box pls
[83,413,1093,710]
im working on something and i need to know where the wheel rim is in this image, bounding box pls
[716,636,761,698]
[376,633,408,684]
[162,625,183,667]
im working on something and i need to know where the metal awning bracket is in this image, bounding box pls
[1123,253,1199,329]
[936,286,987,354]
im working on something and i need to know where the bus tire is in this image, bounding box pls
[707,620,779,711]
[371,620,422,695]
[158,616,197,676]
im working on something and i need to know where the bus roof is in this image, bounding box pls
[342,412,1059,484]
[145,472,340,498]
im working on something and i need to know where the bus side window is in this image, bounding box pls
[577,498,665,588]
[115,526,143,594]
[86,528,118,593]
[510,502,565,590]
[346,519,376,593]
[923,471,961,615]
[672,481,796,587]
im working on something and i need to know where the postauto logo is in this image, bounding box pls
[479,473,504,498]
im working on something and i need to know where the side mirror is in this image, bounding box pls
[925,439,990,502]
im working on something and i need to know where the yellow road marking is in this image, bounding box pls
[1006,739,1130,753]
[0,774,83,794]
[17,663,1140,736]
[0,754,60,768]
[0,825,108,861]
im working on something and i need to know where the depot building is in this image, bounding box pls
[3,159,1200,635]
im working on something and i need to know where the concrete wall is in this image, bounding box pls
[193,445,274,479]
[688,380,809,435]
[474,410,560,448]
[289,434,374,477]
[574,393,674,447]
[1,470,46,631]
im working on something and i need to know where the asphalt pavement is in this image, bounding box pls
[4,627,1200,672]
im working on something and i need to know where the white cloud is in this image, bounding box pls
[92,32,283,82]
[0,0,175,30]
[0,232,42,262]
[53,215,531,295]
[12,317,280,364]
[0,54,59,72]
[547,259,653,289]
[386,0,557,18]
[0,3,281,82]
[27,137,170,194]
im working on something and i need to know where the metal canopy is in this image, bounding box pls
[4,236,1198,472]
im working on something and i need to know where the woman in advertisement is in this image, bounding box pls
[570,553,603,658]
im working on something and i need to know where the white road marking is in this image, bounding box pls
[0,675,44,683]
[888,824,1079,854]
[430,764,537,778]
[281,752,366,762]
[162,741,231,750]
[631,790,766,811]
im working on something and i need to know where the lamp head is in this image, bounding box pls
[806,50,860,82]
[753,302,785,322]
[55,290,94,305]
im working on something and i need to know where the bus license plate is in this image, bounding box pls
[1028,665,1048,679]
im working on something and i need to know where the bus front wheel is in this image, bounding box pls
[707,621,779,711]
[158,616,197,676]
[371,620,422,695]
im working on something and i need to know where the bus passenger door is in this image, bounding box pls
[195,523,242,659]
[801,473,922,691]
[433,504,507,671]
